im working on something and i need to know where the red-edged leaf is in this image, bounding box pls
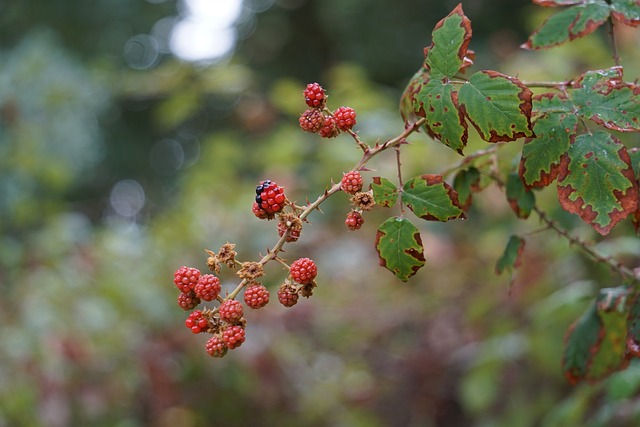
[424,3,472,79]
[495,235,526,275]
[571,67,640,132]
[628,148,640,233]
[610,0,640,27]
[402,174,465,221]
[522,1,610,50]
[457,71,534,142]
[506,172,536,219]
[557,131,639,235]
[453,167,481,211]
[533,0,584,6]
[563,287,632,384]
[414,80,468,154]
[520,94,578,188]
[375,217,426,281]
[371,177,398,208]
[400,68,429,128]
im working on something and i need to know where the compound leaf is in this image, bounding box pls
[453,167,481,211]
[572,67,640,132]
[520,108,578,188]
[557,131,638,235]
[414,79,468,154]
[458,71,534,142]
[402,174,465,221]
[375,217,426,281]
[371,177,398,208]
[495,235,526,275]
[506,173,536,219]
[425,3,472,79]
[610,0,640,26]
[522,1,610,49]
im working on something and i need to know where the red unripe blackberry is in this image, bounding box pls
[334,106,357,131]
[244,283,270,309]
[222,325,245,349]
[303,82,326,109]
[319,116,339,138]
[341,171,363,194]
[219,299,244,324]
[206,335,228,358]
[178,291,201,311]
[289,257,317,284]
[185,310,209,334]
[255,180,286,214]
[174,266,201,293]
[277,284,299,307]
[252,201,272,220]
[345,210,364,230]
[194,274,221,302]
[299,109,324,133]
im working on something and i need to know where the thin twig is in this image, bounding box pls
[438,144,504,177]
[608,16,621,66]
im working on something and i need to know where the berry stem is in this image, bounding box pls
[395,145,406,215]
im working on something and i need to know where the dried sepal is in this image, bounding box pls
[351,190,376,211]
[237,261,264,280]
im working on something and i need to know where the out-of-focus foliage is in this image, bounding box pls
[1,0,640,426]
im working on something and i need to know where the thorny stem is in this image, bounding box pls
[608,16,621,67]
[487,171,637,282]
[395,145,406,215]
[224,117,426,301]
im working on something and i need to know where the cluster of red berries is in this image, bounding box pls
[174,262,275,358]
[255,180,286,214]
[299,83,357,138]
[275,257,319,307]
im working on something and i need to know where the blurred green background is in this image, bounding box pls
[2,0,640,426]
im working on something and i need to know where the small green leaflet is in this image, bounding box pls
[506,173,536,219]
[562,286,633,384]
[371,177,398,208]
[520,100,577,188]
[524,0,640,49]
[495,235,525,275]
[402,174,465,221]
[424,3,472,80]
[522,1,611,49]
[572,67,640,132]
[453,167,481,211]
[400,68,429,128]
[414,80,468,154]
[375,217,426,281]
[458,71,534,142]
[557,131,639,235]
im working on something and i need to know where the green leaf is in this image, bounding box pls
[533,0,583,5]
[557,131,639,235]
[519,110,578,188]
[414,79,468,154]
[610,0,640,26]
[424,3,472,79]
[628,148,640,233]
[458,71,534,142]
[402,174,465,221]
[532,92,575,115]
[400,68,429,127]
[375,217,426,281]
[371,177,398,208]
[562,303,602,385]
[522,1,610,50]
[453,167,481,210]
[572,67,640,132]
[506,172,536,219]
[627,292,640,344]
[495,235,526,275]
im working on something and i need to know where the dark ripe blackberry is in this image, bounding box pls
[256,180,271,195]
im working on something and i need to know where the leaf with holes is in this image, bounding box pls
[520,108,578,188]
[458,71,534,142]
[572,68,640,132]
[414,79,468,154]
[453,167,481,211]
[522,1,610,49]
[402,174,465,221]
[375,217,426,281]
[506,173,536,219]
[610,0,640,26]
[424,3,472,79]
[371,177,398,208]
[557,131,639,235]
[495,235,525,276]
